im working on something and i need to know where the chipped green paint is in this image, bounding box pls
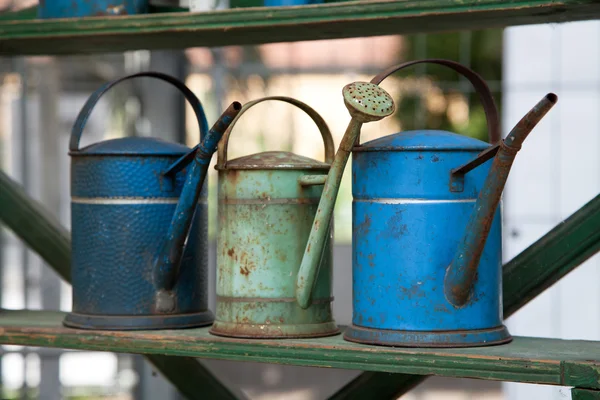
[564,361,600,389]
[0,0,600,55]
[212,96,338,338]
[0,311,599,389]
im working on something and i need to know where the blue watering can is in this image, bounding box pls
[64,71,241,330]
[38,0,148,18]
[342,59,558,347]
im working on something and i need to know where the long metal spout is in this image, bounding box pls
[153,102,242,313]
[444,93,558,307]
[296,82,395,309]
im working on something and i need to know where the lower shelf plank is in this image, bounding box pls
[0,310,599,389]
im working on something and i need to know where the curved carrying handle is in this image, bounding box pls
[216,96,335,168]
[69,71,209,152]
[369,58,500,145]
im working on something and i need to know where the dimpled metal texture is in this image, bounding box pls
[345,130,510,347]
[67,149,211,330]
[343,82,395,122]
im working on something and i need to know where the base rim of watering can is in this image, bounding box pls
[209,320,340,339]
[343,324,512,348]
[63,310,215,331]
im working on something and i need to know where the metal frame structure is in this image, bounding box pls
[0,2,600,399]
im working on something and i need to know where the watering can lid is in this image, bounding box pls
[73,137,190,156]
[218,151,330,170]
[354,130,491,152]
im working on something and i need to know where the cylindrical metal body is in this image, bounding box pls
[66,139,212,330]
[38,0,148,18]
[345,130,510,347]
[64,72,213,330]
[213,154,337,337]
[210,96,339,338]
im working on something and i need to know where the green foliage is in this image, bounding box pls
[394,29,503,142]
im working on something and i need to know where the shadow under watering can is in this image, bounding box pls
[340,59,558,347]
[65,71,241,330]
[210,96,339,338]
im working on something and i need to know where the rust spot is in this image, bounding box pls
[358,214,372,234]
[307,243,311,253]
[228,170,241,185]
[367,253,375,268]
[238,252,255,277]
[389,216,408,238]
[275,250,288,263]
[227,248,235,258]
[432,155,440,162]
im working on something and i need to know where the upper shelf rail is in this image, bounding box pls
[0,0,599,56]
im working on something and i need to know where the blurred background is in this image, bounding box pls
[0,0,599,398]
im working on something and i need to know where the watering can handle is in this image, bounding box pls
[216,96,335,168]
[69,71,209,151]
[367,58,501,145]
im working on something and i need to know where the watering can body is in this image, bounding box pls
[67,138,212,330]
[343,59,557,347]
[210,97,339,338]
[63,72,239,331]
[345,130,509,347]
[38,0,148,18]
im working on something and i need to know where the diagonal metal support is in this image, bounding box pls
[329,193,600,400]
[328,372,424,400]
[502,193,600,316]
[572,388,600,400]
[0,169,245,400]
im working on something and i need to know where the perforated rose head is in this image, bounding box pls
[343,82,395,123]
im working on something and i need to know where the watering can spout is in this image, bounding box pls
[295,82,396,309]
[153,102,242,313]
[444,93,558,307]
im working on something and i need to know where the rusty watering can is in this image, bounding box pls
[342,59,558,347]
[65,72,241,330]
[38,0,148,18]
[210,97,340,338]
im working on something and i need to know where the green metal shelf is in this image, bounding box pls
[0,0,600,56]
[1,309,600,389]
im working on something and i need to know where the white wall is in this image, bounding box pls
[503,21,600,400]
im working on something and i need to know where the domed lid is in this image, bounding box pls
[219,151,330,170]
[354,130,490,152]
[73,137,190,156]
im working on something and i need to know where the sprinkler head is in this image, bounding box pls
[343,82,395,123]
